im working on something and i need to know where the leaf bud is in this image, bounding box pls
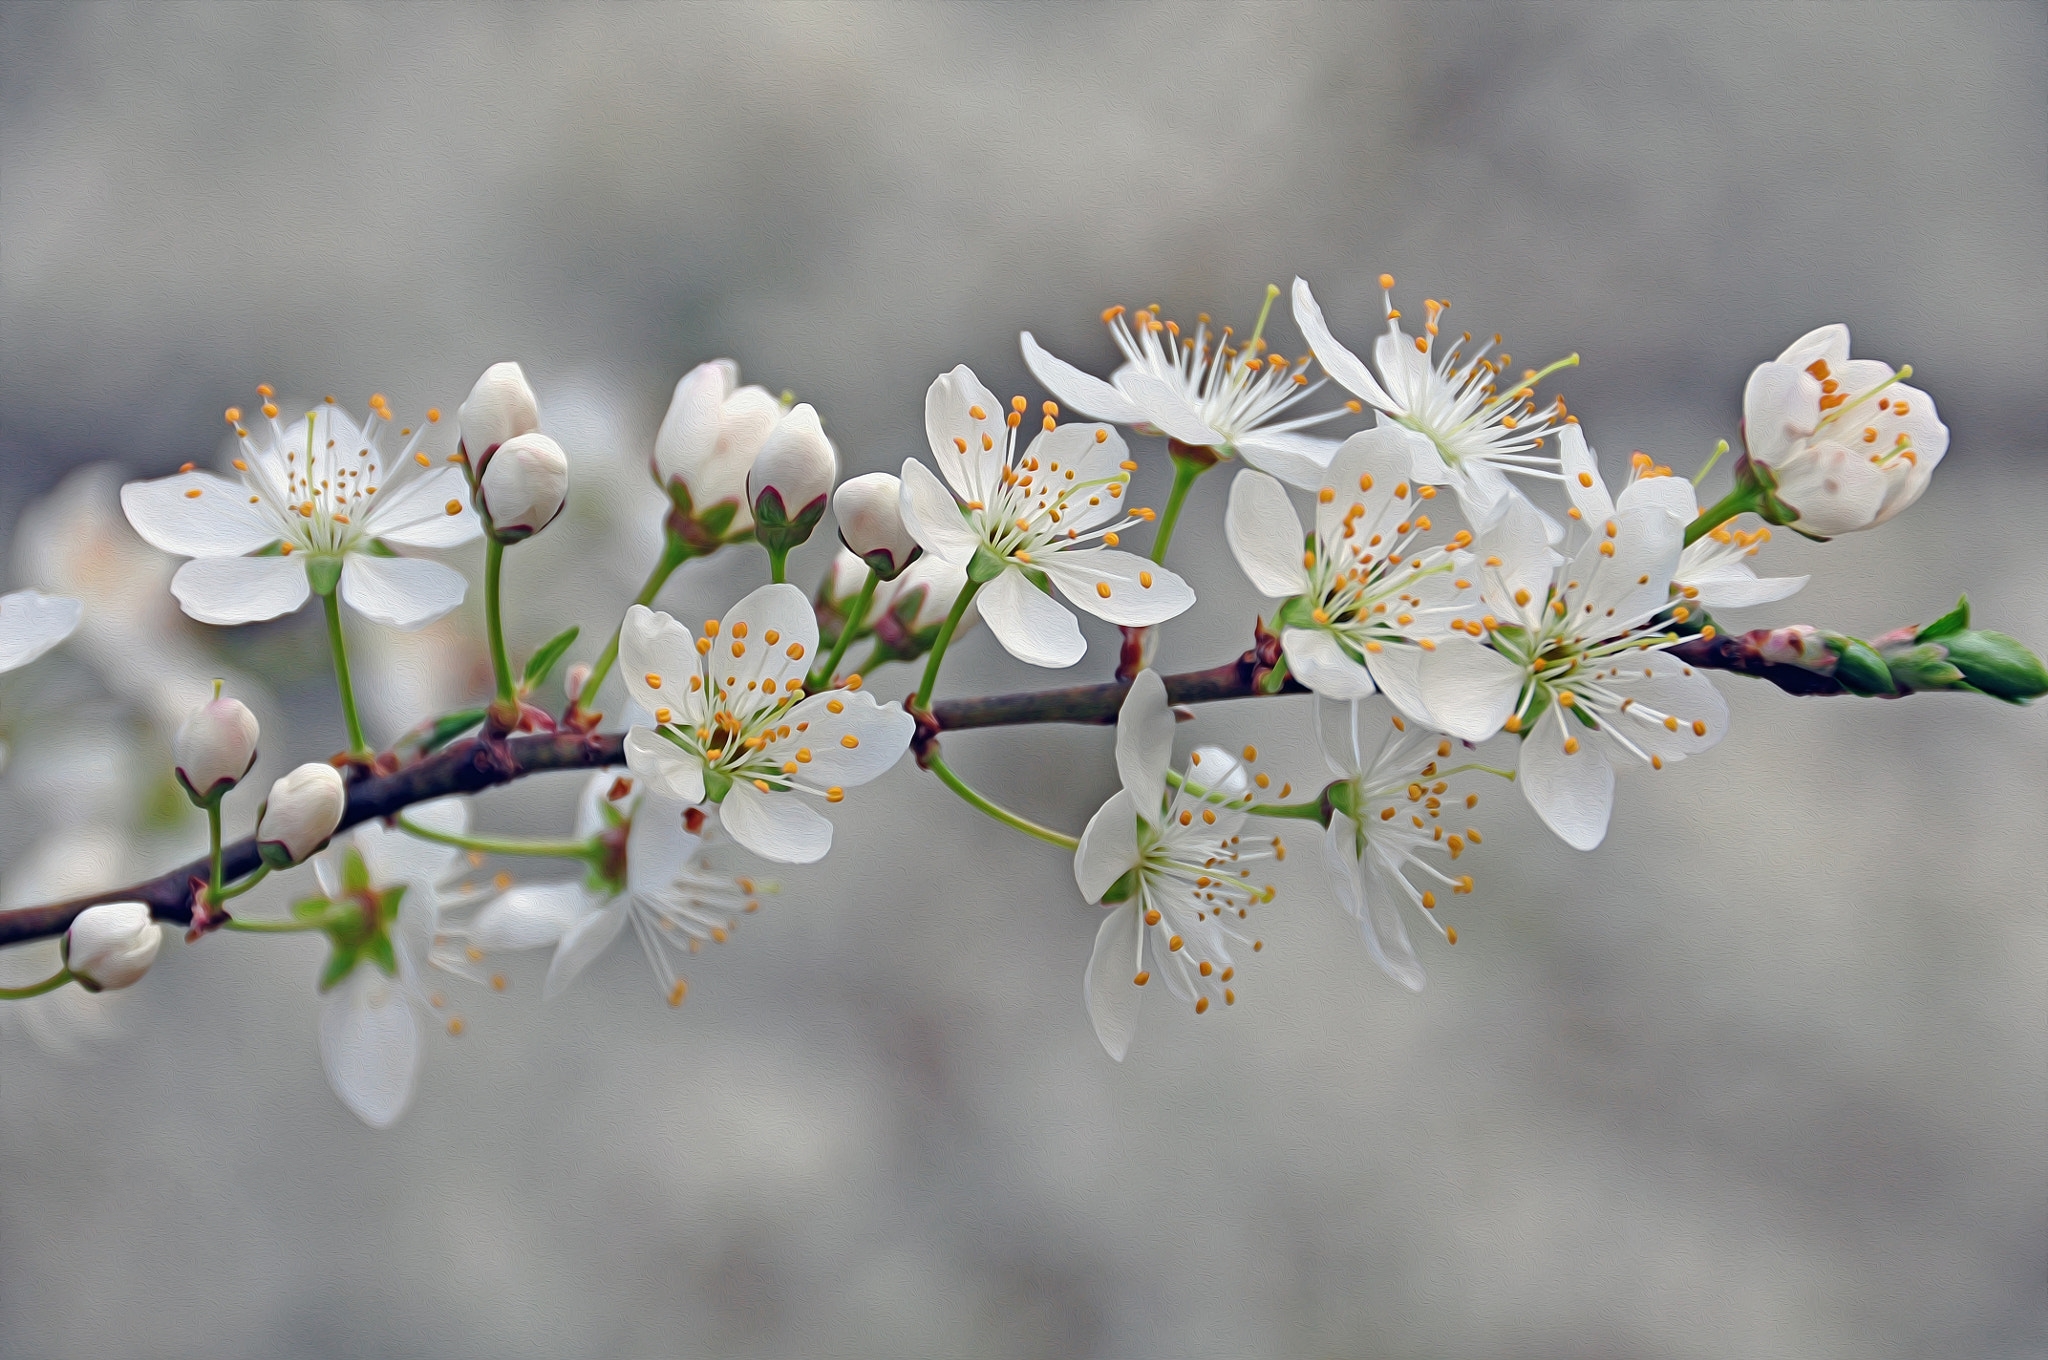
[477,432,569,543]
[748,403,837,554]
[256,762,347,868]
[63,902,162,992]
[174,690,259,803]
[833,471,921,580]
[458,361,541,467]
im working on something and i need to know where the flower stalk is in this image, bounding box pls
[320,586,372,759]
[923,749,1078,849]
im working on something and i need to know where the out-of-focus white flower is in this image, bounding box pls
[173,691,259,802]
[653,360,785,533]
[120,391,480,629]
[1742,324,1946,536]
[256,762,347,868]
[899,365,1194,668]
[1418,496,1726,850]
[1225,426,1478,713]
[619,585,914,863]
[834,472,920,579]
[477,432,569,541]
[62,901,162,992]
[1073,671,1278,1061]
[0,591,81,674]
[1294,276,1578,528]
[457,361,541,466]
[1316,698,1482,991]
[746,403,836,547]
[1021,298,1352,486]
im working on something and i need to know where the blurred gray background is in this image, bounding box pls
[2,3,2044,1357]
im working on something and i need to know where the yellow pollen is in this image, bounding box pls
[827,698,844,713]
[1133,971,1150,987]
[1168,935,1184,952]
[826,786,844,802]
[445,499,462,515]
[1563,737,1580,755]
[1096,581,1111,598]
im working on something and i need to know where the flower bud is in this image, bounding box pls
[174,692,259,803]
[563,662,593,704]
[458,361,541,467]
[867,554,979,663]
[477,432,569,542]
[653,360,783,534]
[748,403,836,553]
[256,762,347,868]
[833,472,920,580]
[1756,624,1831,670]
[63,902,162,992]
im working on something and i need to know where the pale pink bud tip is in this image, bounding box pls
[174,694,260,801]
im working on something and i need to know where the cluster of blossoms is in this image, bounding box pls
[3,270,2041,1123]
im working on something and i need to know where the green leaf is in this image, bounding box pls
[420,708,488,754]
[522,626,581,688]
[1942,630,2048,703]
[1829,637,1896,696]
[1916,596,1971,643]
[1885,643,1965,692]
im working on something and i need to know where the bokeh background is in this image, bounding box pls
[3,4,2044,1357]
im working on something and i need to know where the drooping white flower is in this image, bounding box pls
[1293,276,1578,528]
[1742,324,1947,536]
[62,901,162,992]
[256,762,348,868]
[899,365,1194,668]
[173,690,260,802]
[619,585,914,863]
[834,471,920,579]
[1225,425,1480,714]
[120,391,480,628]
[1021,299,1353,486]
[1073,671,1279,1061]
[1417,495,1727,849]
[476,432,569,541]
[0,590,81,674]
[652,359,785,532]
[1316,698,1483,991]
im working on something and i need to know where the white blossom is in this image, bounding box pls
[746,403,836,526]
[63,902,162,992]
[834,471,921,579]
[173,691,260,802]
[0,590,81,674]
[256,762,347,867]
[652,359,784,532]
[477,431,569,539]
[457,361,541,464]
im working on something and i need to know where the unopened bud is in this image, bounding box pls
[833,471,920,580]
[748,403,836,553]
[458,361,541,467]
[174,690,259,803]
[1756,624,1831,670]
[256,762,347,868]
[477,432,569,542]
[653,360,781,534]
[563,662,593,704]
[63,902,162,992]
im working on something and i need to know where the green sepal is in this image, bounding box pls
[1884,643,1965,692]
[522,626,581,689]
[252,540,289,557]
[860,546,917,582]
[291,896,331,921]
[1100,867,1139,904]
[1567,699,1600,731]
[1938,630,2048,703]
[1916,596,1970,643]
[364,928,398,979]
[360,538,400,558]
[339,845,371,895]
[1256,654,1291,695]
[966,544,1009,584]
[317,943,362,992]
[1274,594,1319,632]
[702,767,733,803]
[259,838,303,871]
[1828,636,1897,696]
[305,555,344,597]
[751,487,827,556]
[661,479,738,555]
[1514,683,1554,735]
[1321,777,1359,824]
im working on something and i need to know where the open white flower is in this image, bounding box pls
[1293,276,1577,528]
[619,584,914,863]
[0,590,81,674]
[1073,671,1279,1061]
[1225,425,1479,714]
[121,392,480,628]
[1021,300,1352,486]
[1316,698,1483,991]
[1742,324,1946,536]
[899,365,1194,668]
[1418,495,1726,849]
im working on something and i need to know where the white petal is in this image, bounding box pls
[777,690,914,788]
[720,780,833,863]
[1362,642,1433,727]
[1775,323,1850,369]
[716,582,818,724]
[466,883,593,952]
[1742,361,1821,468]
[1039,549,1194,627]
[1771,442,1889,536]
[1083,903,1145,1062]
[1230,431,1341,487]
[898,457,982,566]
[1688,569,1808,609]
[1314,694,1365,778]
[623,727,707,804]
[979,566,1086,668]
[1477,496,1559,630]
[1555,425,1615,523]
[1020,332,1146,425]
[1292,278,1396,410]
[619,604,701,720]
[319,966,421,1129]
[0,591,82,672]
[357,796,465,897]
[1520,706,1615,850]
[1416,637,1524,742]
[542,898,631,999]
[171,554,311,625]
[1614,472,1697,525]
[363,467,484,548]
[1602,662,1730,761]
[1324,817,1425,992]
[1571,502,1683,631]
[1114,670,1173,819]
[1114,372,1222,446]
[1224,471,1309,598]
[121,472,281,558]
[924,365,1007,500]
[1283,627,1377,699]
[1074,790,1141,901]
[339,553,468,630]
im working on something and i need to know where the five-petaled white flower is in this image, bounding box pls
[121,391,480,628]
[619,584,914,864]
[1074,670,1279,1061]
[1021,301,1353,487]
[899,365,1195,668]
[1742,323,1947,537]
[1316,698,1483,991]
[1225,425,1479,716]
[0,590,81,674]
[1293,275,1578,529]
[1417,492,1727,849]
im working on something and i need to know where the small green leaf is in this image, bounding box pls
[1885,643,1965,692]
[1917,596,1971,643]
[420,708,488,754]
[1942,630,2048,703]
[522,626,581,688]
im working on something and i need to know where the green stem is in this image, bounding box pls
[1685,482,1762,546]
[582,535,692,708]
[223,916,325,934]
[206,799,225,906]
[924,751,1078,850]
[808,568,878,690]
[212,865,271,903]
[1151,452,1210,564]
[396,815,599,863]
[913,580,981,709]
[484,535,516,706]
[1,967,72,999]
[767,543,791,585]
[852,640,893,678]
[322,589,372,758]
[1164,769,1322,819]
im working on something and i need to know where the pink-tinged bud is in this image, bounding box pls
[64,902,162,992]
[174,693,259,803]
[256,762,347,868]
[458,361,541,466]
[1757,624,1832,669]
[563,662,593,704]
[477,432,569,542]
[833,471,920,580]
[653,360,782,532]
